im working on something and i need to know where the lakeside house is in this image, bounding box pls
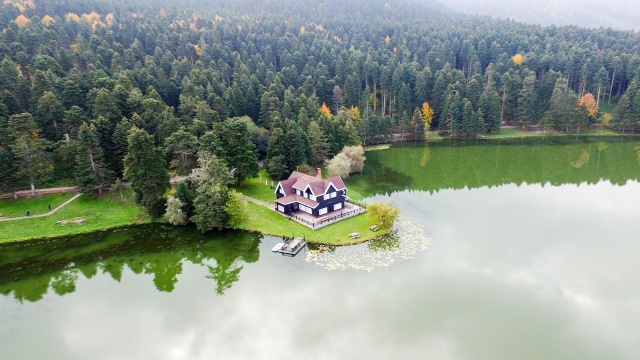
[274,169,347,217]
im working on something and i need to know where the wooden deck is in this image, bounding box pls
[272,237,307,256]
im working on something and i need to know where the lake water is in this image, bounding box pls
[1,137,639,360]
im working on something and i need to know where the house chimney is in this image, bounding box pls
[316,167,322,179]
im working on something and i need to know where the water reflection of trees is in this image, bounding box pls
[351,137,640,197]
[0,225,261,302]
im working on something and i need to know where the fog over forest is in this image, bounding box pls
[436,0,640,30]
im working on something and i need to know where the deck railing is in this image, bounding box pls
[276,203,366,230]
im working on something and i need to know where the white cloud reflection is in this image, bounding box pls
[2,180,640,360]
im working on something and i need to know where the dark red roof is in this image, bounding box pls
[275,194,320,208]
[283,171,346,196]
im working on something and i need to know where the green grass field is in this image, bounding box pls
[236,169,277,203]
[0,189,151,243]
[0,193,77,218]
[236,171,385,245]
[243,204,385,245]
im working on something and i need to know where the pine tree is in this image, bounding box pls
[8,113,53,195]
[123,127,170,216]
[35,91,65,141]
[175,181,194,218]
[164,128,198,175]
[217,119,260,186]
[516,73,537,128]
[307,121,330,166]
[191,152,233,232]
[75,123,112,194]
[411,108,426,140]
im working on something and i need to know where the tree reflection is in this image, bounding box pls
[349,137,640,197]
[0,225,261,302]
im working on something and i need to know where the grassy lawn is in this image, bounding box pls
[236,169,278,203]
[481,127,633,140]
[243,202,386,246]
[237,168,385,245]
[0,189,151,243]
[0,193,77,218]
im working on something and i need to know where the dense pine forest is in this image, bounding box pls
[1,0,640,209]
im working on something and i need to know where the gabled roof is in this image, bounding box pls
[275,178,297,196]
[275,194,320,208]
[284,171,345,196]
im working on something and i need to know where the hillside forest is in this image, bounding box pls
[1,0,640,215]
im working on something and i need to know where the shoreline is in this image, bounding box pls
[2,130,636,245]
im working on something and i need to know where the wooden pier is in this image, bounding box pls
[272,237,307,256]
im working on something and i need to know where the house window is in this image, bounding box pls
[299,204,312,214]
[278,187,284,194]
[319,207,327,215]
[278,205,285,212]
[310,195,316,201]
[331,192,337,198]
[324,194,330,200]
[334,203,342,211]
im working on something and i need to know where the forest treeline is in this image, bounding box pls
[1,0,640,201]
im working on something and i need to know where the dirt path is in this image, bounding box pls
[0,193,83,222]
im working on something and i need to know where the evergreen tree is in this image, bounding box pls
[217,119,260,186]
[8,113,52,195]
[191,152,233,232]
[164,128,198,175]
[516,73,537,128]
[75,123,112,194]
[307,121,330,166]
[123,127,170,216]
[112,117,135,175]
[35,91,65,141]
[411,108,426,140]
[175,181,195,218]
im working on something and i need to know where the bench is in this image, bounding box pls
[348,232,360,239]
[369,225,379,231]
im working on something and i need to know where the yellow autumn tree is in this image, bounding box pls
[579,93,598,117]
[193,44,202,56]
[82,12,101,26]
[320,102,332,118]
[385,35,391,45]
[512,54,523,65]
[66,13,81,23]
[348,106,361,122]
[300,26,305,34]
[420,102,434,131]
[15,14,29,27]
[41,15,55,26]
[105,13,115,26]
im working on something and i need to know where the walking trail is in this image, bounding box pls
[0,193,84,222]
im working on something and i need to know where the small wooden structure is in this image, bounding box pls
[272,237,307,256]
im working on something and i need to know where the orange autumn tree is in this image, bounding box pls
[579,93,598,117]
[320,102,332,118]
[15,15,29,27]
